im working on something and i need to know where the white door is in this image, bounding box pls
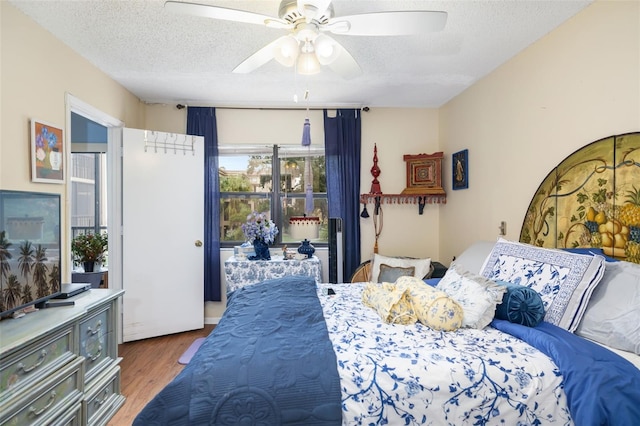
[121,128,204,341]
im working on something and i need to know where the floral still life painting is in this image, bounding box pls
[521,132,640,263]
[31,119,64,183]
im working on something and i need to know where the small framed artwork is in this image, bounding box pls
[31,118,64,183]
[452,149,468,190]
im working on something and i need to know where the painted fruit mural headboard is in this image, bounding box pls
[520,132,640,263]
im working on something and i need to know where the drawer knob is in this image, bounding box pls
[28,390,56,417]
[17,349,47,374]
[87,344,103,362]
[94,388,111,406]
[87,320,102,335]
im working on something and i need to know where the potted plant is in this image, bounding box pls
[71,232,108,272]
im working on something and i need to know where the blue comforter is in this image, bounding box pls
[492,319,640,425]
[134,276,342,425]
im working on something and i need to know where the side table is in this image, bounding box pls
[224,255,322,295]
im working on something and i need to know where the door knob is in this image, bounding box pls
[195,240,203,247]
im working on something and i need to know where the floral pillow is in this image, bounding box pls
[480,238,605,332]
[396,276,463,331]
[362,282,417,325]
[436,263,506,329]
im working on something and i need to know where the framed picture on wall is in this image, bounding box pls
[30,118,64,183]
[452,149,468,190]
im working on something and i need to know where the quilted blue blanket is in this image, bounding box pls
[492,319,640,425]
[133,276,342,425]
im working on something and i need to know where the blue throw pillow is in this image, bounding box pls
[495,281,545,327]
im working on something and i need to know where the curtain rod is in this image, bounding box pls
[176,104,369,112]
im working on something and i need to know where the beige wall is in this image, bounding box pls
[4,0,639,320]
[360,108,440,261]
[1,3,144,279]
[439,0,640,264]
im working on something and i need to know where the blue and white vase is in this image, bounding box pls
[250,239,271,260]
[297,239,315,258]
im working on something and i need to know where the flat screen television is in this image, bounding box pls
[0,190,61,318]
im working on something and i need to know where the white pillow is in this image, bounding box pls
[454,241,496,274]
[576,261,640,354]
[436,262,506,329]
[370,254,431,283]
[480,238,605,332]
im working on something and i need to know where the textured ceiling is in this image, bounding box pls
[9,0,593,108]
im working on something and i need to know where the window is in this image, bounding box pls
[70,153,108,264]
[219,145,327,246]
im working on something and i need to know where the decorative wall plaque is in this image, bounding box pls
[401,152,445,195]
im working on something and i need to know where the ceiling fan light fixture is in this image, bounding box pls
[313,34,339,65]
[297,51,321,75]
[274,35,300,66]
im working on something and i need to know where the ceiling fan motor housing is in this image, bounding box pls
[278,0,334,25]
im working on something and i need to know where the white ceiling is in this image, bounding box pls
[9,0,593,108]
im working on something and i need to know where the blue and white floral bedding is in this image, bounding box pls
[319,283,572,425]
[135,276,640,425]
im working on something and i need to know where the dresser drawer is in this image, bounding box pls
[52,401,83,426]
[80,304,115,383]
[0,357,83,426]
[84,364,125,426]
[0,324,75,402]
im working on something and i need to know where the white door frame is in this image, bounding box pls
[65,93,124,339]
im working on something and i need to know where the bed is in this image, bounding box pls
[134,240,640,425]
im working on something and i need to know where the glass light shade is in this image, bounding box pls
[297,51,321,75]
[314,34,340,65]
[274,35,299,67]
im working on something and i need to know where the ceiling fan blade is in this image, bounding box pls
[164,1,288,28]
[232,36,289,74]
[326,41,361,80]
[327,11,447,36]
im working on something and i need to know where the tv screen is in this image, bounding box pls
[0,190,61,318]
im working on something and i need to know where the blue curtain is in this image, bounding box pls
[186,107,221,301]
[324,109,361,279]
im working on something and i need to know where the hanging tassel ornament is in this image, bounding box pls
[301,89,313,213]
[301,118,311,146]
[301,90,311,147]
[360,203,370,218]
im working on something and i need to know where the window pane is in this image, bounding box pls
[70,153,107,236]
[220,154,272,193]
[280,156,326,193]
[220,196,271,243]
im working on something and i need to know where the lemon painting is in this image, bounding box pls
[521,132,640,263]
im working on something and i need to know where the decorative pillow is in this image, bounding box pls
[396,276,463,331]
[575,260,640,354]
[436,263,507,329]
[378,264,415,283]
[495,281,545,327]
[480,238,606,332]
[361,282,417,325]
[370,254,431,283]
[453,240,496,274]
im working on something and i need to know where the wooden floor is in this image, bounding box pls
[108,324,216,425]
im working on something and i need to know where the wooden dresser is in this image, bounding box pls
[0,289,125,425]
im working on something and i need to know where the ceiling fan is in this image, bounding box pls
[164,0,447,79]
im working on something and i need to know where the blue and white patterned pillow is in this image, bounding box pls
[480,238,606,332]
[436,263,506,329]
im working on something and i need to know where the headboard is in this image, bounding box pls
[520,132,640,263]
